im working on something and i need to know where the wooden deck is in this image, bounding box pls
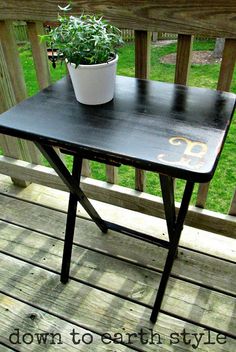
[0,174,235,351]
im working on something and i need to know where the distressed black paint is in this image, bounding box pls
[0,75,235,182]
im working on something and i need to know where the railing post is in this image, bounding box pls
[0,20,27,102]
[0,20,41,185]
[0,42,16,112]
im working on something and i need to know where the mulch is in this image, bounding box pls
[160,51,222,65]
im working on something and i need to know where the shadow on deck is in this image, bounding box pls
[0,174,235,351]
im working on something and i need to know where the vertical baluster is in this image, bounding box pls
[27,21,51,89]
[173,34,193,192]
[82,159,91,177]
[106,164,118,184]
[105,21,121,183]
[175,34,193,85]
[229,189,236,216]
[217,39,236,91]
[196,39,236,208]
[195,183,210,208]
[27,21,68,165]
[134,30,151,191]
[135,30,151,78]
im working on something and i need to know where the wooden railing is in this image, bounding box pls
[12,23,212,44]
[13,21,28,43]
[0,0,236,238]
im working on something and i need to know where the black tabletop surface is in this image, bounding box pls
[0,75,235,182]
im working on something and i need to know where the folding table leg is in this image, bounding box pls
[35,142,108,283]
[150,175,194,323]
[61,154,82,283]
[35,142,108,233]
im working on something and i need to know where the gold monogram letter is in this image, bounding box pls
[158,137,208,170]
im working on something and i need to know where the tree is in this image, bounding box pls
[212,38,225,58]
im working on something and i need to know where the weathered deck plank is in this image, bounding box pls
[0,176,235,350]
[0,254,235,351]
[0,194,235,296]
[0,173,234,262]
[0,293,131,351]
[0,177,236,352]
[0,220,235,337]
[0,344,17,352]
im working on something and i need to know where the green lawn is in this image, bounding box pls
[17,40,236,214]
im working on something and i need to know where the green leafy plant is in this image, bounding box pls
[41,5,123,66]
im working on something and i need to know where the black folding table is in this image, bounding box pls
[0,75,235,323]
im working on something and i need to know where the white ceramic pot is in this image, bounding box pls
[67,55,118,105]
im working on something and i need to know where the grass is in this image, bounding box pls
[17,40,236,214]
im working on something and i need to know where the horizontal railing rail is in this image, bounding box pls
[1,1,236,38]
[12,22,211,44]
[0,1,235,238]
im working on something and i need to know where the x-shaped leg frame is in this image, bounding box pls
[35,143,108,283]
[36,142,194,323]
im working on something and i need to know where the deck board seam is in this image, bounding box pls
[0,217,235,298]
[1,282,235,341]
[0,342,19,352]
[1,250,235,340]
[1,243,236,300]
[0,289,144,352]
[176,245,236,264]
[0,190,234,263]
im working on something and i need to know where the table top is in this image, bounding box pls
[0,75,235,182]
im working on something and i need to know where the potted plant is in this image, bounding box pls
[41,5,123,105]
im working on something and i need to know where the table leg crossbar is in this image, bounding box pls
[36,143,194,323]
